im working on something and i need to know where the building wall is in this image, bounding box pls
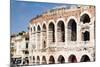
[29,6,95,65]
[11,32,29,65]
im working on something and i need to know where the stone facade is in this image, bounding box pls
[11,5,95,66]
[28,5,95,65]
[11,32,29,65]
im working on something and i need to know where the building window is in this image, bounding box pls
[80,14,90,24]
[42,24,47,49]
[80,55,90,62]
[57,21,65,42]
[37,25,41,33]
[33,56,35,63]
[43,24,46,32]
[49,56,55,64]
[25,50,29,54]
[33,26,35,31]
[42,56,47,64]
[48,22,55,42]
[31,27,32,32]
[26,43,28,48]
[37,56,40,64]
[82,31,90,41]
[43,41,46,48]
[68,54,77,63]
[68,19,77,41]
[58,55,65,63]
[25,37,29,40]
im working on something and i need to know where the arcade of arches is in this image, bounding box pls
[31,54,91,64]
[31,13,91,44]
[29,8,95,64]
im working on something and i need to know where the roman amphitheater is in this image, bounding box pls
[11,5,95,65]
[28,5,95,65]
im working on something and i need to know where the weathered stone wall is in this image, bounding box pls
[26,6,95,65]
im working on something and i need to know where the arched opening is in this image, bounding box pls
[82,31,90,41]
[42,41,46,49]
[33,26,36,32]
[42,24,47,49]
[37,56,40,64]
[23,57,29,65]
[33,26,36,49]
[80,14,90,24]
[37,25,41,32]
[80,55,90,62]
[33,56,35,63]
[49,56,55,64]
[37,25,41,49]
[58,55,65,63]
[68,55,77,63]
[30,27,32,32]
[48,22,55,42]
[57,21,65,42]
[43,24,46,32]
[68,19,77,41]
[42,56,47,64]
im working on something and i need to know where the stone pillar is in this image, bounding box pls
[90,17,96,46]
[90,20,94,47]
[40,31,43,49]
[77,22,81,47]
[46,56,49,64]
[34,56,37,65]
[78,21,84,47]
[65,23,67,46]
[47,25,49,48]
[30,56,33,65]
[21,54,24,65]
[55,57,58,64]
[40,56,42,64]
[35,30,38,51]
[55,23,57,49]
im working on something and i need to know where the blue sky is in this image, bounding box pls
[11,0,76,34]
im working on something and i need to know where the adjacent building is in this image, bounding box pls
[11,31,29,65]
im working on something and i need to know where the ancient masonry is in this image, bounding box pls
[11,5,95,65]
[29,5,95,64]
